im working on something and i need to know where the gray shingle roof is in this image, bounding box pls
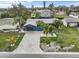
[64,18,79,23]
[0,18,14,25]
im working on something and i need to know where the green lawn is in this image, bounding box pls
[40,27,79,52]
[0,31,24,52]
[58,27,79,52]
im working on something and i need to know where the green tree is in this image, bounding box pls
[43,24,49,36]
[53,20,63,29]
[48,3,54,10]
[32,5,34,11]
[48,25,54,33]
[36,12,40,18]
[54,14,64,19]
[13,3,31,30]
[43,24,54,36]
[36,20,44,27]
[42,24,54,46]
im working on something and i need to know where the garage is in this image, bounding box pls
[23,24,43,31]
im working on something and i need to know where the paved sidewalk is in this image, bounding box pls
[14,31,43,53]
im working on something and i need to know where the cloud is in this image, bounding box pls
[26,1,32,2]
[65,2,79,7]
[0,3,12,8]
[0,1,20,8]
[34,5,43,7]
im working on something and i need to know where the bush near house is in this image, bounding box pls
[31,12,40,19]
[31,13,36,19]
[36,20,45,27]
[53,14,65,19]
[40,37,57,44]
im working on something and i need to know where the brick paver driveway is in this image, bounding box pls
[14,31,43,53]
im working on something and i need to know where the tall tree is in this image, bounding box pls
[18,3,26,9]
[32,5,34,11]
[43,1,46,8]
[48,3,54,10]
[70,4,75,11]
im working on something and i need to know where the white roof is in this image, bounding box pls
[0,24,17,30]
[64,18,79,23]
[24,22,37,26]
[24,18,57,26]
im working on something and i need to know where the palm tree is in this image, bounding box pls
[36,20,44,27]
[53,20,63,33]
[32,5,34,11]
[43,24,54,47]
[48,25,54,34]
[15,15,21,30]
[53,20,63,29]
[43,24,54,36]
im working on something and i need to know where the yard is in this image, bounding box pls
[40,27,79,52]
[0,31,24,52]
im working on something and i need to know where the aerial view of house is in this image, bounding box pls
[0,0,79,58]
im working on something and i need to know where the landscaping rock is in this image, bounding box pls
[40,43,49,52]
[46,47,59,52]
[40,42,60,52]
[63,44,75,51]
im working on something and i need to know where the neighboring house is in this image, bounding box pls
[63,18,79,27]
[23,18,57,31]
[32,9,53,18]
[0,18,19,32]
[69,12,79,18]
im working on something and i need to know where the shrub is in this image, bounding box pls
[53,14,65,19]
[40,37,51,44]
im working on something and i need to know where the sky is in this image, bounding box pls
[0,1,79,8]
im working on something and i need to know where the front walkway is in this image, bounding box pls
[14,31,43,53]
